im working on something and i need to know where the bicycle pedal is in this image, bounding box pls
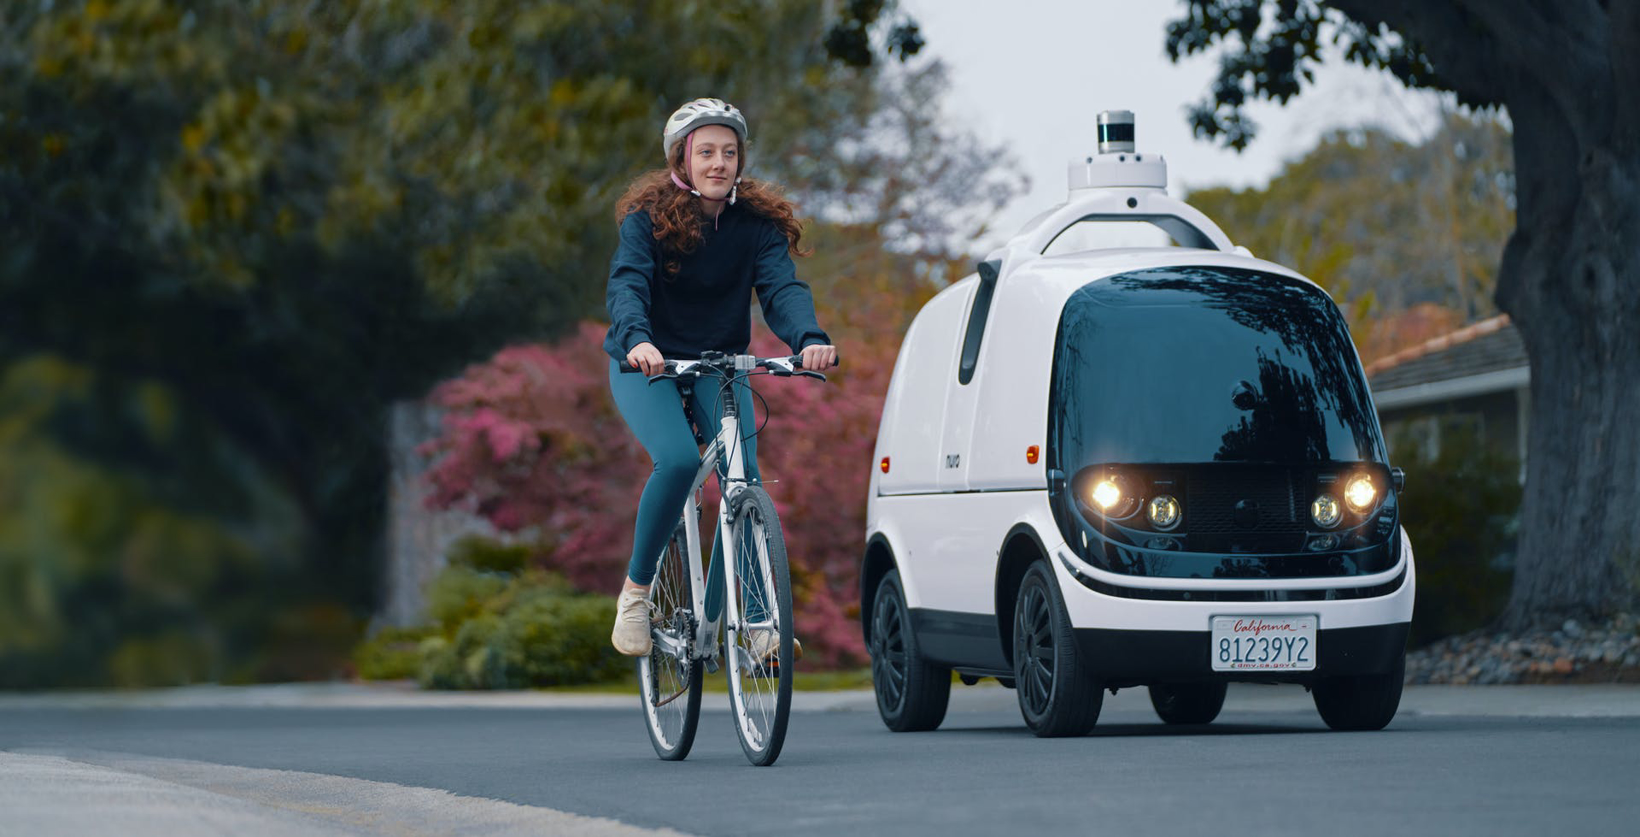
[703,655,720,674]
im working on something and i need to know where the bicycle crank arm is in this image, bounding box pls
[650,629,688,662]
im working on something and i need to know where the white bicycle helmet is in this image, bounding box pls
[662,97,748,160]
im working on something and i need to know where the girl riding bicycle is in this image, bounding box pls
[605,97,838,659]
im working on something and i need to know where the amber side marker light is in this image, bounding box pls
[1026,445,1040,464]
[880,456,891,474]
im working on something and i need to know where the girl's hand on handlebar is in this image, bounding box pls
[626,342,665,377]
[800,344,839,371]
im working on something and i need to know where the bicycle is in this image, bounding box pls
[621,351,828,767]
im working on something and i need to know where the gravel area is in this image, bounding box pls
[1407,612,1640,685]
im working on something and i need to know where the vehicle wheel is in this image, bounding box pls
[1313,652,1405,731]
[870,570,951,732]
[1148,682,1228,725]
[1012,562,1102,737]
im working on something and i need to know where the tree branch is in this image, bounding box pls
[1327,0,1503,108]
[1334,0,1616,143]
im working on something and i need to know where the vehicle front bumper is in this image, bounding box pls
[1073,622,1409,688]
[1051,530,1415,686]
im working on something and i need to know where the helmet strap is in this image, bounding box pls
[669,170,700,197]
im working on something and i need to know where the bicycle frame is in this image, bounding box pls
[647,356,778,673]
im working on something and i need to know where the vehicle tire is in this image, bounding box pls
[1012,562,1102,737]
[638,520,703,760]
[723,486,793,766]
[1313,652,1405,731]
[1148,682,1228,725]
[869,569,951,732]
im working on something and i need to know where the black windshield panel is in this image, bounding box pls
[1049,267,1385,467]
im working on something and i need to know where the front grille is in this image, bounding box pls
[1185,466,1304,534]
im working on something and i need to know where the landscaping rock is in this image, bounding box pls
[1405,611,1640,685]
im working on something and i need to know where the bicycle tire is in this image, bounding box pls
[723,486,793,767]
[638,520,703,760]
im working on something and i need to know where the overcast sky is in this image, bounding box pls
[898,0,1450,252]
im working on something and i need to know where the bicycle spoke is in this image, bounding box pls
[639,527,700,760]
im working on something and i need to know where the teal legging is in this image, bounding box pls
[609,359,763,622]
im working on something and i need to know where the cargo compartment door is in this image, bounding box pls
[917,268,998,618]
[938,262,997,493]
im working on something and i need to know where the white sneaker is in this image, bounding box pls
[611,588,652,656]
[743,629,803,664]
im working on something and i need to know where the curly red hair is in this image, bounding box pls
[614,141,811,276]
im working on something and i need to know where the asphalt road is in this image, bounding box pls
[4,685,1639,836]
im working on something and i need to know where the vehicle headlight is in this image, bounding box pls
[1344,475,1377,513]
[1091,478,1123,511]
[1311,494,1342,529]
[1087,476,1139,518]
[1146,495,1181,530]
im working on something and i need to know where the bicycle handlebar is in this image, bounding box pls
[618,351,834,383]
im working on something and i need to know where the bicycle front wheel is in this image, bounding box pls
[723,486,793,767]
[638,520,702,761]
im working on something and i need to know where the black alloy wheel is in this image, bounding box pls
[870,587,907,709]
[1011,562,1103,737]
[870,570,950,732]
[1014,580,1056,718]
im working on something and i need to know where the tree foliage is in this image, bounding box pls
[1166,0,1447,150]
[823,0,925,68]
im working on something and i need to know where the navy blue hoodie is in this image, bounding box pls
[603,204,830,362]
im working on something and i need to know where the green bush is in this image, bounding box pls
[423,567,509,630]
[446,535,533,575]
[352,626,437,681]
[1396,424,1523,647]
[357,538,626,689]
[502,588,627,686]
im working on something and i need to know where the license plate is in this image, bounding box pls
[1210,615,1317,672]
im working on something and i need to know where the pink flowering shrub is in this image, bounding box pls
[421,320,899,666]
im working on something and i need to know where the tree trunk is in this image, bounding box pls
[1495,87,1640,629]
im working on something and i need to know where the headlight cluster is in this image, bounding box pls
[1086,475,1181,531]
[1310,473,1380,529]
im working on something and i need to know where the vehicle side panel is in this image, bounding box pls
[884,491,1053,615]
[874,279,971,495]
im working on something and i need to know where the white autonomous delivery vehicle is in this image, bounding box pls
[862,111,1414,737]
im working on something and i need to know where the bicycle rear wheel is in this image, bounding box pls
[723,486,793,767]
[638,521,702,761]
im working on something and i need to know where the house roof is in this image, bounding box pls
[1366,314,1528,399]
